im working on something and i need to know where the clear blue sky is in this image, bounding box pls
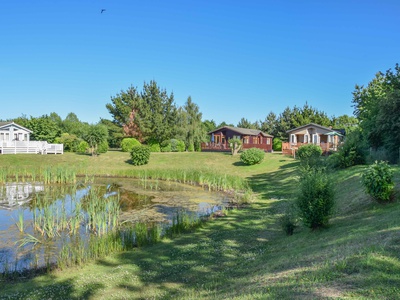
[1,1,399,125]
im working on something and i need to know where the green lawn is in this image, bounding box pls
[1,152,399,299]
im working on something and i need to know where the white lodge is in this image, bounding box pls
[0,122,63,154]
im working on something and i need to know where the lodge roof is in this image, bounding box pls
[0,121,33,133]
[208,126,273,137]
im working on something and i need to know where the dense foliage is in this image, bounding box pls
[83,124,109,156]
[326,129,366,169]
[272,137,282,151]
[352,64,400,163]
[105,82,206,150]
[121,138,141,152]
[240,148,265,165]
[296,144,322,167]
[361,161,394,202]
[296,169,335,229]
[130,145,151,166]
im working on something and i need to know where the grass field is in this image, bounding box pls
[0,151,399,299]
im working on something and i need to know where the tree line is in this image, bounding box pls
[3,63,397,161]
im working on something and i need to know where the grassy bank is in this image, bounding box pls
[0,152,399,299]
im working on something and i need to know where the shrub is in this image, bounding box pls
[296,144,322,167]
[55,133,80,152]
[76,141,89,154]
[240,148,265,165]
[279,205,298,235]
[296,169,335,229]
[130,145,150,166]
[160,140,172,152]
[328,130,366,169]
[187,143,195,152]
[121,138,141,152]
[177,140,186,152]
[147,139,161,152]
[97,140,109,154]
[273,138,282,151]
[361,161,394,202]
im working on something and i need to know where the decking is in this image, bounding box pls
[282,142,338,156]
[0,141,63,155]
[201,142,272,152]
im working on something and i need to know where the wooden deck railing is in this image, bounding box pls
[201,142,271,151]
[282,142,338,156]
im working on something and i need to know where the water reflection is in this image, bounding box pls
[0,178,230,274]
[0,183,44,210]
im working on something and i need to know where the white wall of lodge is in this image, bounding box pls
[0,123,31,142]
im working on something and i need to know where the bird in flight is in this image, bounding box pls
[101,9,106,14]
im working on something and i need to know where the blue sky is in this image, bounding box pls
[1,0,399,125]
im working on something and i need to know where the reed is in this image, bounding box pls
[134,222,148,247]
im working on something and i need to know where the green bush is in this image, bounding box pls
[121,138,141,152]
[130,145,151,166]
[361,161,394,202]
[76,141,89,154]
[296,144,322,167]
[160,140,172,152]
[55,133,80,152]
[187,143,195,152]
[147,139,161,152]
[296,169,335,229]
[328,130,366,169]
[170,139,185,152]
[240,148,265,165]
[177,140,186,152]
[273,138,282,151]
[97,140,109,154]
[279,205,298,235]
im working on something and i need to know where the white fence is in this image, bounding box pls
[0,141,63,155]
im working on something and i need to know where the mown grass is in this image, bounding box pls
[0,151,399,299]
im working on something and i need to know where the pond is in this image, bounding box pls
[0,178,230,274]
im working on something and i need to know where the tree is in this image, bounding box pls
[62,112,87,137]
[352,64,400,162]
[331,114,359,133]
[182,96,205,150]
[26,115,61,143]
[135,80,177,144]
[83,124,109,156]
[237,117,256,129]
[260,111,278,136]
[275,103,331,140]
[106,86,142,139]
[99,118,124,148]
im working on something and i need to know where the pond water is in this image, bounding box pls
[0,178,230,273]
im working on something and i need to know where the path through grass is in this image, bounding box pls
[1,152,399,299]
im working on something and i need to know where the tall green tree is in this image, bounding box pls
[331,114,359,133]
[62,112,86,137]
[260,111,278,136]
[237,117,256,129]
[136,80,177,144]
[352,63,400,161]
[99,118,124,148]
[275,103,331,140]
[106,86,142,138]
[182,96,205,150]
[26,115,61,143]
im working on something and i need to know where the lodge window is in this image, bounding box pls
[243,137,249,144]
[253,137,258,144]
[266,138,270,145]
